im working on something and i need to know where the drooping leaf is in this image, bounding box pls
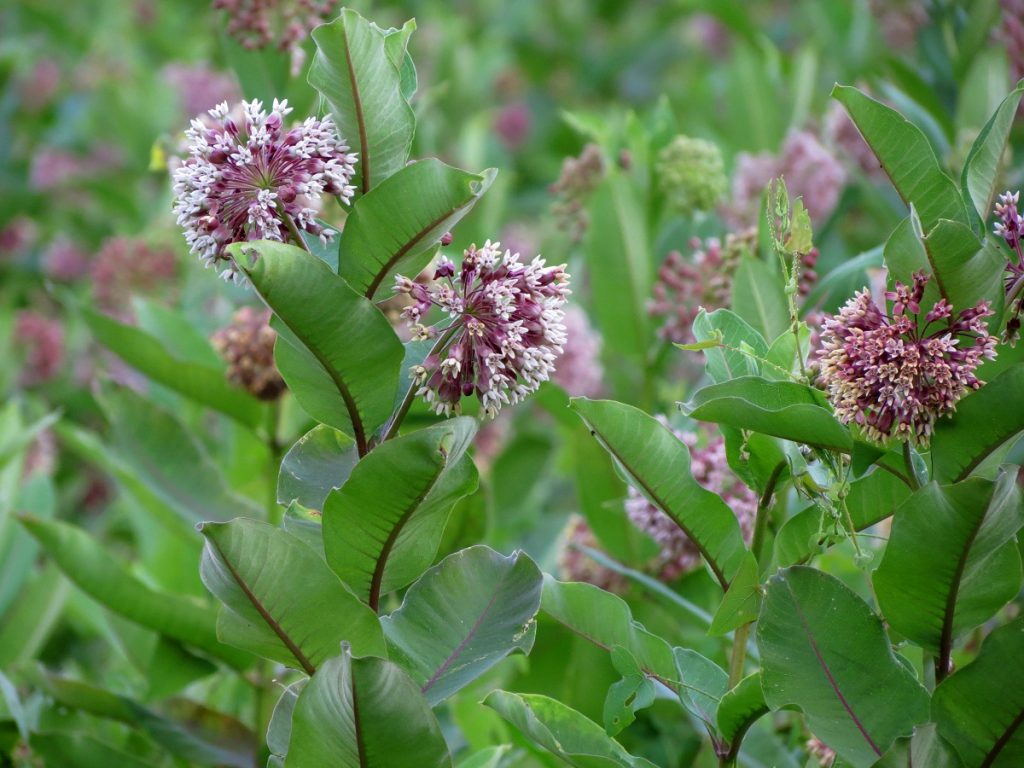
[323,418,478,609]
[690,309,771,383]
[20,516,248,669]
[285,647,452,768]
[230,240,404,453]
[540,576,678,690]
[338,158,496,298]
[933,616,1024,768]
[570,398,747,589]
[682,376,853,453]
[483,690,658,768]
[873,473,1023,656]
[730,257,790,343]
[308,8,416,194]
[832,85,970,232]
[931,363,1024,482]
[708,553,762,636]
[277,425,357,512]
[757,566,930,767]
[267,680,304,761]
[80,307,266,429]
[603,646,657,736]
[961,81,1024,222]
[199,518,385,673]
[382,546,543,706]
[673,648,728,731]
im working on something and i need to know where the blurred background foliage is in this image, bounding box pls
[1,1,1021,766]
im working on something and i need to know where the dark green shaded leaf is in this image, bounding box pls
[277,425,357,511]
[690,309,771,383]
[708,553,762,636]
[673,648,727,730]
[717,673,769,751]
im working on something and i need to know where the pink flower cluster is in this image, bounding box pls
[213,0,338,55]
[394,241,570,418]
[91,237,177,315]
[14,311,65,386]
[818,272,997,445]
[173,99,356,281]
[994,190,1024,342]
[553,305,603,398]
[729,131,846,228]
[625,423,756,582]
[162,64,240,120]
[211,306,286,400]
[550,144,605,243]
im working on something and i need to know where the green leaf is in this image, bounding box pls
[757,567,930,768]
[483,691,658,768]
[690,309,771,383]
[267,681,304,761]
[540,576,678,690]
[873,473,1023,656]
[457,746,511,768]
[231,240,404,453]
[731,257,790,342]
[682,377,853,453]
[382,19,418,101]
[382,546,543,706]
[961,81,1024,221]
[774,469,912,567]
[338,158,496,298]
[603,646,657,736]
[29,732,158,768]
[716,673,769,751]
[0,473,55,616]
[708,553,762,636]
[585,170,652,362]
[832,85,970,232]
[323,418,478,609]
[0,564,68,667]
[20,516,248,669]
[570,398,747,589]
[673,648,728,730]
[81,307,265,428]
[923,220,1006,317]
[931,363,1024,482]
[100,387,261,524]
[285,647,452,768]
[199,518,385,674]
[277,425,357,512]
[309,8,416,194]
[933,616,1024,768]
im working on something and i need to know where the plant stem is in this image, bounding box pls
[377,326,458,445]
[279,207,312,254]
[727,623,752,689]
[751,461,786,562]
[903,441,922,490]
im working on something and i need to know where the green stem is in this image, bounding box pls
[751,461,786,563]
[377,326,458,445]
[727,623,752,689]
[279,207,312,255]
[903,441,922,490]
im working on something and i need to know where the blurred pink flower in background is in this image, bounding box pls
[14,311,65,386]
[824,102,884,180]
[494,102,532,151]
[162,63,241,119]
[0,217,39,261]
[18,60,61,113]
[91,236,178,316]
[42,236,90,281]
[553,305,604,398]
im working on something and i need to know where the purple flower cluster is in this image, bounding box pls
[42,237,90,282]
[994,191,1024,342]
[394,241,570,418]
[213,0,338,68]
[553,305,604,398]
[625,423,757,582]
[162,64,240,120]
[211,306,286,401]
[818,272,997,445]
[91,237,177,316]
[550,143,605,243]
[728,131,846,228]
[173,99,356,281]
[14,311,65,387]
[648,232,754,344]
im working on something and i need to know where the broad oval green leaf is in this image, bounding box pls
[483,690,658,768]
[309,8,416,194]
[339,158,496,298]
[757,566,930,768]
[931,363,1024,482]
[682,376,853,453]
[19,516,248,669]
[673,648,727,730]
[277,425,357,512]
[923,220,1006,319]
[286,647,451,768]
[832,85,970,233]
[708,552,762,636]
[730,257,790,343]
[540,575,678,691]
[199,518,385,674]
[873,473,1023,658]
[230,240,404,454]
[323,418,478,609]
[80,307,266,429]
[570,398,747,589]
[716,673,769,758]
[690,309,770,383]
[933,616,1024,768]
[382,546,542,706]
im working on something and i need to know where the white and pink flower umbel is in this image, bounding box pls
[817,271,997,445]
[172,99,357,280]
[994,190,1024,342]
[394,241,570,418]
